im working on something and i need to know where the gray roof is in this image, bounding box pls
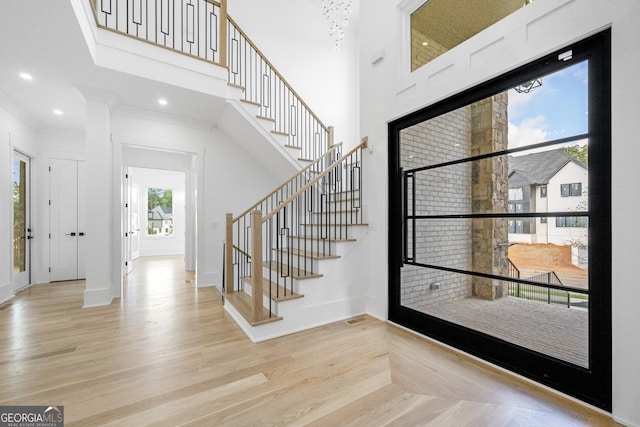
[508,148,586,185]
[149,205,172,220]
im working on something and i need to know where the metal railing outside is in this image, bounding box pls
[507,268,588,309]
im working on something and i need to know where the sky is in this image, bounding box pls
[507,60,589,151]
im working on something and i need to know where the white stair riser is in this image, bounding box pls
[265,254,320,274]
[299,224,368,240]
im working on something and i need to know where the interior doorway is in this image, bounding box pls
[12,150,31,291]
[119,145,197,298]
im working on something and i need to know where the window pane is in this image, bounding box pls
[400,266,589,367]
[403,144,589,217]
[147,188,173,236]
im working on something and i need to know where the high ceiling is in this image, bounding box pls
[411,0,526,50]
[0,0,228,133]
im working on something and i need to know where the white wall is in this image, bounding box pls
[112,111,282,289]
[228,0,360,150]
[358,0,640,424]
[130,167,185,257]
[0,105,39,302]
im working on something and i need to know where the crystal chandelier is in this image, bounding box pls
[321,0,353,50]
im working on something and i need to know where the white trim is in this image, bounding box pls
[82,286,113,308]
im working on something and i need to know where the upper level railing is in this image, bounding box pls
[92,0,225,65]
[89,0,329,160]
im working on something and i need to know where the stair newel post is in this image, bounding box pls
[225,213,233,295]
[251,210,264,323]
[220,0,228,68]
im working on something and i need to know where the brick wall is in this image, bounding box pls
[400,107,473,309]
[399,93,510,310]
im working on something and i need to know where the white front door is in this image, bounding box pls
[12,151,31,291]
[49,158,86,281]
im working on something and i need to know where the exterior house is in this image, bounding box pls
[147,205,173,235]
[1,0,639,424]
[508,149,588,265]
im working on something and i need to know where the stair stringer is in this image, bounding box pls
[224,225,370,343]
[219,97,307,171]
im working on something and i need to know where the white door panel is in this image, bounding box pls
[49,158,86,281]
[77,161,87,279]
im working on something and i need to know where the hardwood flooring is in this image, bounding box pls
[0,256,621,426]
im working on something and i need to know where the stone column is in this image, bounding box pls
[471,93,509,300]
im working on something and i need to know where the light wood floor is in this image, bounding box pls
[0,255,621,426]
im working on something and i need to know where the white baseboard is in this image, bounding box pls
[0,282,13,305]
[83,287,113,308]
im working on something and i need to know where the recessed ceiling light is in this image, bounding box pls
[422,42,429,47]
[158,98,168,106]
[19,72,33,81]
[53,109,63,116]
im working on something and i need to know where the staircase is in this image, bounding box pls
[224,141,367,340]
[88,0,367,341]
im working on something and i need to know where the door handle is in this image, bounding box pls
[79,232,85,236]
[65,232,77,236]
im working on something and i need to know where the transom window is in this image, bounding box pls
[410,0,533,71]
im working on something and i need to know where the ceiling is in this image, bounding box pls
[411,0,525,50]
[0,0,228,133]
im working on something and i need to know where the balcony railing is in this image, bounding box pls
[89,0,329,161]
[92,0,225,65]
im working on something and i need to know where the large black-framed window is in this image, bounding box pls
[388,30,611,410]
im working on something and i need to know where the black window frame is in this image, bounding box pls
[388,30,611,411]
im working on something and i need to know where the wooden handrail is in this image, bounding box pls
[227,15,329,132]
[262,141,367,223]
[233,141,341,222]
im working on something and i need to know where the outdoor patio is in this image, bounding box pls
[414,296,589,368]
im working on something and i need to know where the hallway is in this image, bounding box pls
[0,256,619,426]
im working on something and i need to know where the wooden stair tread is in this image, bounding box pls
[284,144,301,150]
[290,235,357,243]
[272,130,289,136]
[311,209,360,214]
[263,261,322,280]
[241,277,304,302]
[256,115,275,122]
[240,98,261,107]
[224,291,283,326]
[227,82,245,91]
[302,223,369,227]
[273,248,340,260]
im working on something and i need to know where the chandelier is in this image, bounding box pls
[321,0,353,50]
[514,79,542,94]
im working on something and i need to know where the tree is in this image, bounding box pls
[160,189,172,210]
[148,188,163,210]
[562,145,588,164]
